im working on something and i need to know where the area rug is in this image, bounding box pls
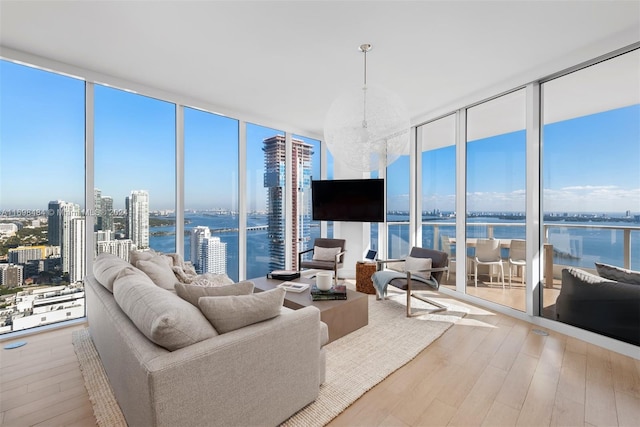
[72,288,466,427]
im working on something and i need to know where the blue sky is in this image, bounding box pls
[1,60,638,214]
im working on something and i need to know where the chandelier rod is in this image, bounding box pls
[359,43,372,86]
[359,44,372,129]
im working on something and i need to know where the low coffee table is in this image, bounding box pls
[251,276,368,343]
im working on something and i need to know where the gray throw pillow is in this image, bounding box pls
[93,252,136,292]
[595,262,640,285]
[175,281,255,307]
[129,248,159,266]
[113,267,218,350]
[136,256,179,290]
[198,287,285,334]
[313,246,341,261]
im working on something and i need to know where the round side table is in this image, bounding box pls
[355,261,377,294]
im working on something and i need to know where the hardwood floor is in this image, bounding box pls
[329,293,640,427]
[0,323,95,427]
[1,295,638,427]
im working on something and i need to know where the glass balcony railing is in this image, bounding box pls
[419,221,639,277]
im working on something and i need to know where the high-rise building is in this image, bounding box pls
[69,217,85,283]
[101,196,114,231]
[96,238,134,262]
[47,200,63,246]
[201,236,227,275]
[263,135,313,271]
[94,189,102,231]
[8,246,47,264]
[190,226,211,273]
[48,201,82,273]
[60,202,81,273]
[0,264,23,288]
[127,190,149,249]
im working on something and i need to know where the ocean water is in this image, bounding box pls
[150,213,321,281]
[150,213,640,280]
[388,216,640,271]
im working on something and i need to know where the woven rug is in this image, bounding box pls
[72,288,466,427]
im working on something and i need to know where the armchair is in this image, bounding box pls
[372,247,449,316]
[298,238,346,285]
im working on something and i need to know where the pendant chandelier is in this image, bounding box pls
[324,44,410,173]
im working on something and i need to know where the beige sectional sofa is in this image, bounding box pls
[86,252,327,427]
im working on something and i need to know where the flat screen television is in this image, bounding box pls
[311,179,385,222]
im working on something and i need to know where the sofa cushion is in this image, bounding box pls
[93,253,136,293]
[129,249,159,266]
[135,256,179,290]
[113,267,218,350]
[198,287,285,334]
[595,262,640,285]
[404,256,432,280]
[313,246,341,261]
[175,281,255,307]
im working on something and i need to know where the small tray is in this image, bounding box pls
[277,281,309,293]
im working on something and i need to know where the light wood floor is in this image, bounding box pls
[1,296,639,427]
[0,324,95,427]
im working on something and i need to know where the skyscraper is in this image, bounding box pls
[94,188,102,231]
[201,236,227,275]
[263,135,313,271]
[69,217,85,283]
[47,201,82,274]
[101,196,114,231]
[190,225,211,273]
[127,190,149,249]
[47,200,62,246]
[96,238,134,262]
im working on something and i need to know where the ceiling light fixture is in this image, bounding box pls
[324,43,410,173]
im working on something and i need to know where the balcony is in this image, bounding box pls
[412,221,640,315]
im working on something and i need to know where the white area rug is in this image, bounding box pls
[281,288,467,426]
[72,288,466,427]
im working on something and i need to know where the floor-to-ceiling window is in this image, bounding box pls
[418,114,457,287]
[94,86,176,261]
[0,60,85,334]
[540,49,640,337]
[387,155,411,258]
[466,89,527,311]
[293,135,321,268]
[184,108,239,281]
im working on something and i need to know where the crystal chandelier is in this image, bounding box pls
[324,44,410,172]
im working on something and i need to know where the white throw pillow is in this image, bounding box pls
[198,287,285,334]
[191,273,234,287]
[136,255,179,290]
[175,281,255,307]
[312,246,341,262]
[404,256,432,280]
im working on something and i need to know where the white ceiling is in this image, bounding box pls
[1,0,639,139]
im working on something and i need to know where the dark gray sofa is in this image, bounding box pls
[555,265,640,346]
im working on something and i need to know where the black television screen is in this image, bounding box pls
[311,179,385,222]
